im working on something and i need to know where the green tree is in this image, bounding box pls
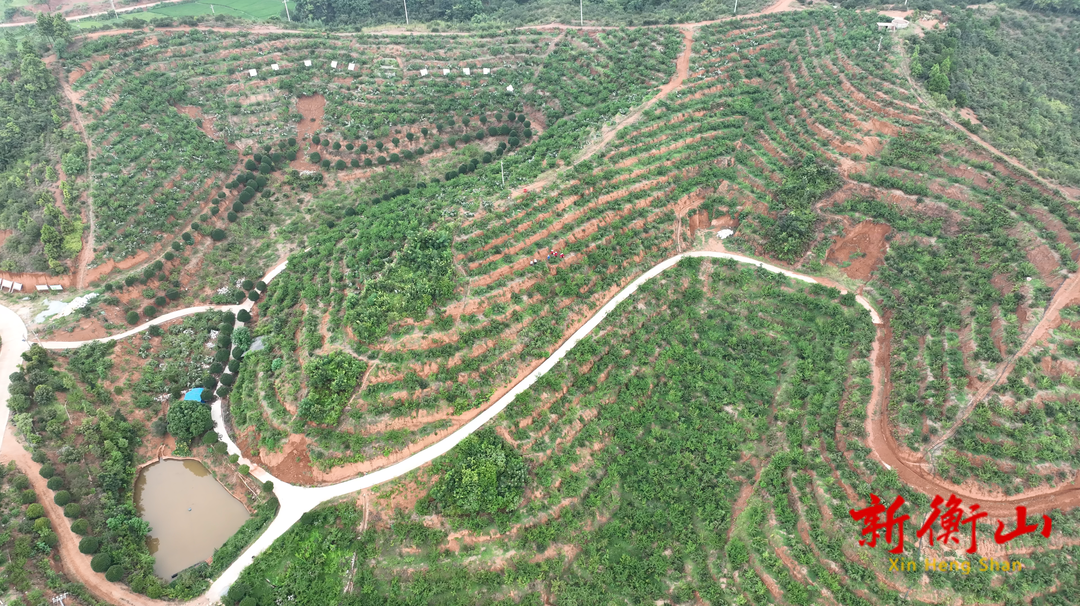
[425,428,526,516]
[36,13,55,44]
[928,63,950,94]
[167,399,213,443]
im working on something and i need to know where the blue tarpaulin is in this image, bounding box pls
[183,388,204,402]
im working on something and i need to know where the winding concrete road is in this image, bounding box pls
[0,250,881,603]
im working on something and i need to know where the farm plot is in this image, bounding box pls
[200,8,1080,491]
[233,257,1080,606]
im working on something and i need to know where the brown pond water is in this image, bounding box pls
[134,459,250,579]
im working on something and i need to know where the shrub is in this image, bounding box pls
[79,536,100,554]
[350,158,360,167]
[256,281,267,291]
[216,385,232,399]
[150,416,167,437]
[247,290,260,302]
[238,465,250,475]
[335,159,346,170]
[262,480,274,492]
[105,565,124,582]
[228,583,249,603]
[25,504,45,519]
[211,229,226,241]
[126,311,140,325]
[244,159,257,171]
[241,279,254,290]
[12,475,28,490]
[241,598,257,606]
[166,289,181,300]
[232,201,244,213]
[209,362,224,374]
[214,442,228,455]
[215,348,231,364]
[167,399,213,443]
[228,211,239,222]
[220,373,236,387]
[71,518,90,535]
[237,309,251,323]
[143,306,157,318]
[228,359,241,373]
[201,431,219,445]
[164,252,175,261]
[203,375,218,391]
[39,464,54,479]
[321,159,331,169]
[47,476,63,490]
[53,491,72,506]
[309,152,321,163]
[64,503,82,518]
[233,346,246,360]
[154,296,167,307]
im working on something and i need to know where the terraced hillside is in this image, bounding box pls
[9,4,1080,605]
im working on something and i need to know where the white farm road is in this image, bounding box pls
[0,251,881,602]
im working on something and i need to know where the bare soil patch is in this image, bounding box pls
[826,220,891,280]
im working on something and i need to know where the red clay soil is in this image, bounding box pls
[291,95,326,172]
[81,248,152,288]
[865,311,1080,516]
[0,428,182,606]
[826,221,891,280]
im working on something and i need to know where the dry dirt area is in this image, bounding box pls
[826,220,891,280]
[291,95,326,172]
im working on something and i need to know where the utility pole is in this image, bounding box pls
[876,34,883,52]
[403,0,409,25]
[733,0,738,14]
[500,160,505,186]
[282,0,290,21]
[579,0,583,26]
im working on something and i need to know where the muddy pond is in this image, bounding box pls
[134,459,250,579]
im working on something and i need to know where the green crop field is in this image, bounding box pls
[70,0,288,28]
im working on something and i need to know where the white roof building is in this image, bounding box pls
[877,17,910,30]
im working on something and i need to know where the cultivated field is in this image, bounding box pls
[5,3,1080,605]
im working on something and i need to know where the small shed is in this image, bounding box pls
[462,67,471,76]
[420,68,428,76]
[506,85,514,93]
[184,388,205,402]
[271,64,280,70]
[50,285,63,291]
[304,59,312,67]
[35,285,50,292]
[483,67,490,75]
[12,282,21,292]
[331,60,338,69]
[443,68,451,75]
[348,63,356,71]
[248,69,258,77]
